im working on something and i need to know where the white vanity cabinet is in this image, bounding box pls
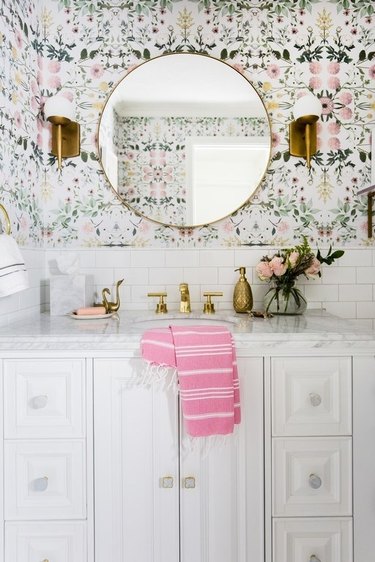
[1,358,88,562]
[93,356,264,562]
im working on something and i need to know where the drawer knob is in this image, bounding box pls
[184,476,196,489]
[32,476,49,492]
[31,395,48,409]
[310,556,321,562]
[161,476,174,488]
[309,473,322,489]
[309,392,322,407]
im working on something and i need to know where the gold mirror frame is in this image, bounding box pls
[98,52,272,228]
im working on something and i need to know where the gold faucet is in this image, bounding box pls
[102,279,124,313]
[179,283,191,313]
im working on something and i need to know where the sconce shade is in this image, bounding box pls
[293,92,322,121]
[44,95,80,170]
[44,95,76,121]
[290,92,321,168]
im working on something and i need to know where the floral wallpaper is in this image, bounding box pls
[115,115,269,225]
[0,0,374,248]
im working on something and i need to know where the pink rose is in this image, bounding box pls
[328,122,340,134]
[269,256,287,277]
[256,261,273,280]
[309,62,322,74]
[305,257,321,277]
[328,62,340,75]
[328,76,340,90]
[309,76,322,90]
[328,137,341,150]
[340,107,352,120]
[266,64,280,78]
[369,65,375,79]
[272,132,280,148]
[47,75,61,88]
[288,251,299,267]
[48,60,61,73]
[91,64,104,78]
[340,92,352,105]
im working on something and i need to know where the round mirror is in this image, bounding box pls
[99,53,271,227]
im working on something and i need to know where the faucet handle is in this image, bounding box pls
[203,292,223,314]
[148,292,168,314]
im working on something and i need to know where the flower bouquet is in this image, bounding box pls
[256,237,344,314]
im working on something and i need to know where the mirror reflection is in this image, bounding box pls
[99,53,271,227]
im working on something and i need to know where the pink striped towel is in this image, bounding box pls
[141,325,240,437]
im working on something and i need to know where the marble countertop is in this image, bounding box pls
[0,310,373,354]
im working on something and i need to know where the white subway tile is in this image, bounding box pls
[218,267,238,285]
[356,267,375,283]
[338,249,371,267]
[95,249,131,268]
[322,266,356,284]
[150,267,183,285]
[165,250,199,267]
[183,267,218,285]
[339,284,372,302]
[131,249,165,267]
[304,284,338,301]
[357,301,375,318]
[198,249,234,267]
[324,302,356,319]
[115,267,148,286]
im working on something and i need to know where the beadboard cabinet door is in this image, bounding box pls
[94,356,264,562]
[94,358,180,562]
[180,356,264,562]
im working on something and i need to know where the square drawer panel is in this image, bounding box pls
[4,440,86,520]
[273,437,352,517]
[272,357,352,436]
[5,521,86,562]
[273,518,353,562]
[4,359,85,438]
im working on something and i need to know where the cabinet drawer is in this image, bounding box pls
[273,517,352,562]
[273,437,352,517]
[5,521,86,562]
[272,357,352,436]
[4,359,85,438]
[4,440,86,520]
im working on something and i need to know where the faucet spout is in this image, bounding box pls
[179,283,191,313]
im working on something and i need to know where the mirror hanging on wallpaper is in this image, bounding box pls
[98,53,271,227]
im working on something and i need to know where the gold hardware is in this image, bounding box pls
[0,203,11,235]
[289,117,318,168]
[183,476,196,489]
[179,283,191,313]
[102,278,124,313]
[161,476,174,488]
[48,116,80,170]
[358,185,375,238]
[148,292,168,313]
[203,291,223,314]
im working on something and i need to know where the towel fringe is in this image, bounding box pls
[181,428,239,459]
[129,360,178,393]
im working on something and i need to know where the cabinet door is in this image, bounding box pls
[94,358,179,562]
[353,356,375,562]
[180,357,264,562]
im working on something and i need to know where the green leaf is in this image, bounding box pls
[274,51,281,60]
[24,23,28,37]
[283,49,290,60]
[23,139,27,150]
[220,48,228,59]
[143,48,151,60]
[81,151,88,163]
[359,152,367,162]
[229,50,238,59]
[89,50,98,59]
[80,48,88,60]
[359,50,366,61]
[368,51,375,60]
[90,152,97,160]
[283,152,290,162]
[133,50,142,59]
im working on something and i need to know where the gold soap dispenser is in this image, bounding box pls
[233,267,253,313]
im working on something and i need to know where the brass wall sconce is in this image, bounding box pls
[289,92,322,168]
[44,95,80,169]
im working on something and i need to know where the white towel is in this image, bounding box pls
[0,234,29,297]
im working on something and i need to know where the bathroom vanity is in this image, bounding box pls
[0,311,373,562]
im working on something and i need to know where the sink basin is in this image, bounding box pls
[132,314,239,330]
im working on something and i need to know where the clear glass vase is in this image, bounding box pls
[264,286,307,315]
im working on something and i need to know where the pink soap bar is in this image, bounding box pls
[75,306,106,315]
